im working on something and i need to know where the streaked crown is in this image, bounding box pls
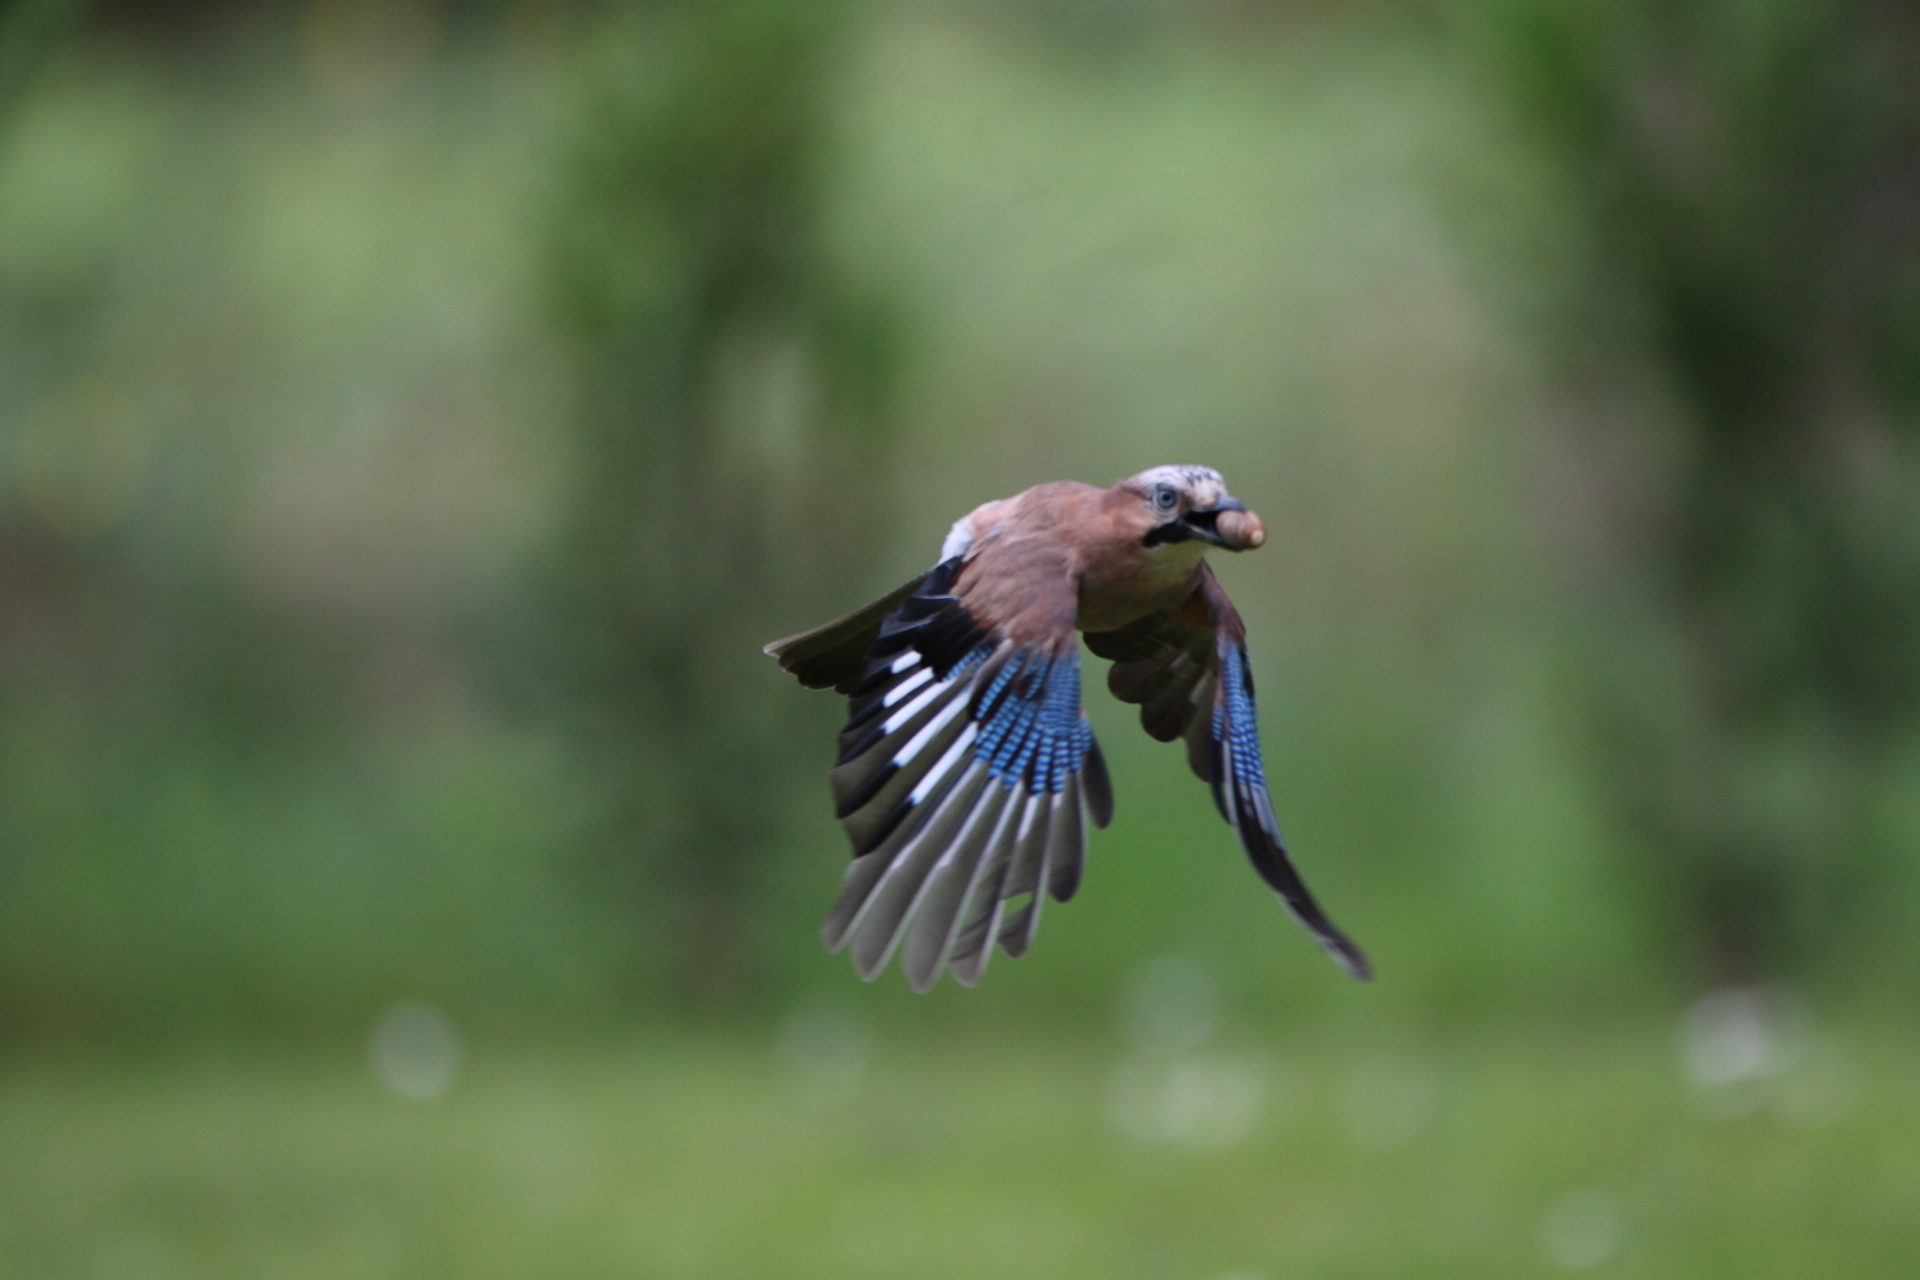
[1125,464,1228,509]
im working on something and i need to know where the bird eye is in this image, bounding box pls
[1152,485,1179,512]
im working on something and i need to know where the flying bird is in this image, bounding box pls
[764,465,1371,991]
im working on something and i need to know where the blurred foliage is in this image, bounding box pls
[541,0,905,1008]
[1459,0,1920,981]
[0,0,88,120]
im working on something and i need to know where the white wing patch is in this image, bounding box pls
[882,666,934,706]
[939,515,974,561]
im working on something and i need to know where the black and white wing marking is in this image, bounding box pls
[1086,571,1372,980]
[764,571,937,694]
[822,561,1113,991]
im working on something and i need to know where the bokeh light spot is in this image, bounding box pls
[1537,1189,1623,1270]
[1107,1053,1267,1148]
[367,1001,464,1102]
[773,989,874,1106]
[1117,952,1221,1055]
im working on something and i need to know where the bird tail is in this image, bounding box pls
[763,570,934,693]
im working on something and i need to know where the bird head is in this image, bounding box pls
[1122,465,1266,552]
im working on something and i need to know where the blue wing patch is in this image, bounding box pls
[974,652,1097,796]
[822,575,1112,990]
[1210,641,1371,980]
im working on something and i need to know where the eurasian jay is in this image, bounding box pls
[765,465,1371,991]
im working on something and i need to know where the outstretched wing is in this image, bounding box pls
[764,570,935,694]
[822,553,1113,991]
[1084,567,1371,980]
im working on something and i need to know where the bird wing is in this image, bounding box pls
[764,570,935,694]
[823,549,1113,991]
[1084,566,1372,979]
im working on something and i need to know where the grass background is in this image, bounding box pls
[8,1017,1916,1278]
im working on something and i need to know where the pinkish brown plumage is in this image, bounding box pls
[765,466,1369,990]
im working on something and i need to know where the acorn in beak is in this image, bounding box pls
[1183,497,1266,551]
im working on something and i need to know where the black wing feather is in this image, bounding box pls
[765,571,937,694]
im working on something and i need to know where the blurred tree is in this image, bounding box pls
[0,0,87,123]
[1461,1,1920,981]
[544,0,901,1008]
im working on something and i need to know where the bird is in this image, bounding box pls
[764,465,1371,991]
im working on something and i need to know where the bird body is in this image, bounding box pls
[946,477,1238,632]
[766,465,1368,991]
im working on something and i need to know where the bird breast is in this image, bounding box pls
[1075,538,1207,632]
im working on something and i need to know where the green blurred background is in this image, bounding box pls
[2,0,1918,1275]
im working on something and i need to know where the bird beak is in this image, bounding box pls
[1182,496,1252,550]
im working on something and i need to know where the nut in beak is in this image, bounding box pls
[1214,507,1266,550]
